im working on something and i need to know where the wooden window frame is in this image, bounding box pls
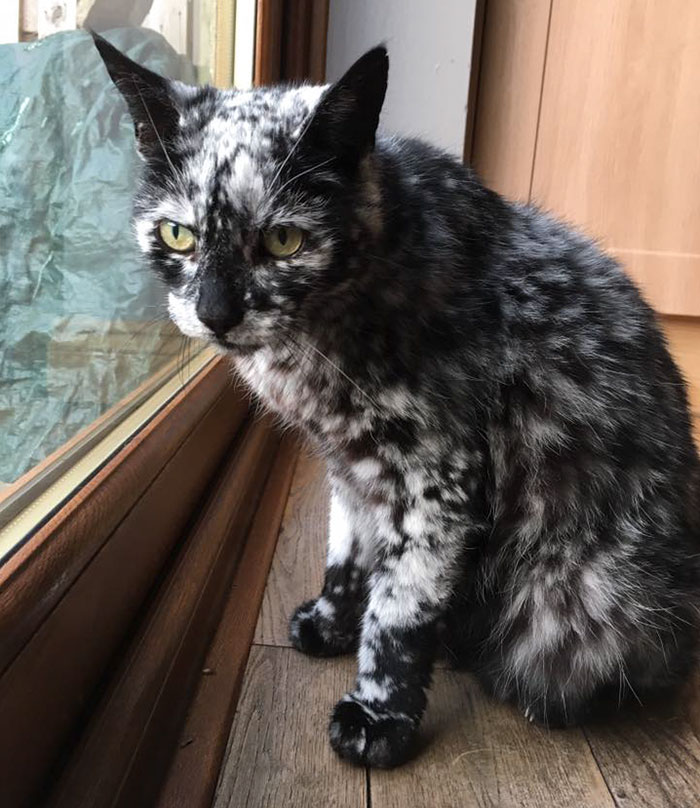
[0,358,247,804]
[0,350,212,541]
[255,0,329,84]
[0,6,329,804]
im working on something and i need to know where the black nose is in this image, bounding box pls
[197,309,242,337]
[196,280,244,337]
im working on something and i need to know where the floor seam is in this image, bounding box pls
[582,725,620,808]
[251,640,293,650]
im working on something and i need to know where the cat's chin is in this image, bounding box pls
[212,336,265,356]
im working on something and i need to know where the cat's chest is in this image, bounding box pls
[234,349,483,507]
[233,349,374,442]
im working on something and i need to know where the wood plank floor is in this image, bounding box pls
[214,451,700,808]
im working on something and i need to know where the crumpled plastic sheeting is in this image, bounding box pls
[0,29,195,484]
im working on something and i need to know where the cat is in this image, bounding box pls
[93,34,700,768]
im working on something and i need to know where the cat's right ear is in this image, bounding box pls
[90,31,178,159]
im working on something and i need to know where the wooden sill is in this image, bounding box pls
[0,356,251,808]
[47,419,290,807]
[0,349,212,551]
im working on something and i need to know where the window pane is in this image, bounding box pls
[0,3,223,502]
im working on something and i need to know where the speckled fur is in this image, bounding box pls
[96,37,700,768]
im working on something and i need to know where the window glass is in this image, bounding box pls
[0,2,226,496]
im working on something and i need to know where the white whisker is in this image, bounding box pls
[133,81,177,175]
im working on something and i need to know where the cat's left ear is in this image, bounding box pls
[303,46,389,170]
[91,31,179,159]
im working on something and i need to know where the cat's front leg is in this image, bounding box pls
[329,503,468,768]
[289,482,375,657]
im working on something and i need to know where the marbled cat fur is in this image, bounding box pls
[94,36,700,767]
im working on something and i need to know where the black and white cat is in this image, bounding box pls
[94,35,700,768]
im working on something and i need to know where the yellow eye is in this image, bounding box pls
[158,220,196,253]
[262,226,304,258]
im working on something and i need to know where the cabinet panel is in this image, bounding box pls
[471,0,552,200]
[531,0,700,315]
[661,316,700,418]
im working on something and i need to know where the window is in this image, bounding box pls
[0,9,330,804]
[0,0,254,558]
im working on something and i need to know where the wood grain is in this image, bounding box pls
[0,388,248,808]
[212,645,365,808]
[660,316,700,417]
[531,0,700,316]
[155,436,300,808]
[0,358,233,676]
[685,666,700,742]
[254,0,283,84]
[283,0,312,82]
[47,418,279,808]
[307,0,329,82]
[371,669,614,808]
[584,702,700,808]
[471,0,553,199]
[254,450,329,647]
[254,0,329,85]
[615,251,700,319]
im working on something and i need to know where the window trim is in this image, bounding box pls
[0,356,237,674]
[0,6,330,803]
[0,356,255,807]
[0,348,212,544]
[254,0,329,84]
[47,422,294,808]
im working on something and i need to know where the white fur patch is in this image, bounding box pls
[168,292,208,339]
[315,597,336,620]
[327,489,355,566]
[357,675,392,703]
[352,458,383,482]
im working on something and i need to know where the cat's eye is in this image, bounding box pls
[158,220,196,253]
[262,226,304,259]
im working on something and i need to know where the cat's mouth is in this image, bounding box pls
[213,334,265,354]
[209,313,293,354]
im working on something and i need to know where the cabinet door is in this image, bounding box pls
[471,0,552,201]
[531,0,700,318]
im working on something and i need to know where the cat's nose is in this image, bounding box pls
[196,282,244,337]
[198,311,242,337]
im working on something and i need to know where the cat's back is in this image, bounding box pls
[485,200,699,494]
[373,136,676,392]
[373,134,640,318]
[343,134,694,479]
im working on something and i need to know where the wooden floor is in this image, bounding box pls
[213,452,700,808]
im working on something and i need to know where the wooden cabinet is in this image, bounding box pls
[472,0,700,436]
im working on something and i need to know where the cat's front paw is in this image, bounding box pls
[289,598,358,657]
[329,696,417,768]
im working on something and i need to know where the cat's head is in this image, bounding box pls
[92,33,388,353]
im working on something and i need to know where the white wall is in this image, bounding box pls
[0,0,20,44]
[325,0,477,157]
